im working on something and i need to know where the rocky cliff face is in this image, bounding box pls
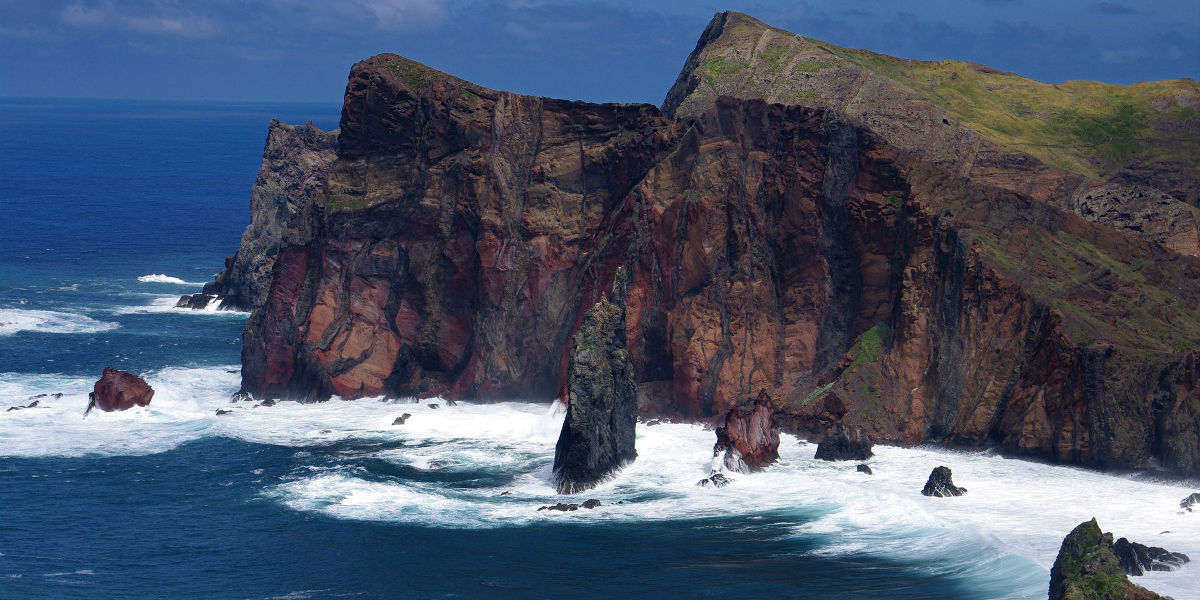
[204,119,338,311]
[1049,519,1163,600]
[232,17,1200,474]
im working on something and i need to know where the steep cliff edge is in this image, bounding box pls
[234,19,1200,473]
[663,12,1200,256]
[204,119,338,311]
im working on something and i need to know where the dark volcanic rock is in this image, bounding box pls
[856,464,872,474]
[1181,492,1200,511]
[175,293,214,310]
[391,413,412,426]
[552,269,638,494]
[920,466,966,497]
[7,400,39,412]
[215,409,233,415]
[713,389,780,473]
[1113,537,1191,576]
[696,473,733,488]
[1049,519,1165,600]
[581,499,601,509]
[203,120,338,311]
[86,367,154,414]
[814,424,874,461]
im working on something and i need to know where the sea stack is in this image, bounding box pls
[552,268,638,494]
[86,367,154,414]
[921,466,966,497]
[713,389,780,473]
[1049,519,1164,600]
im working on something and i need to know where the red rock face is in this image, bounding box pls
[88,367,154,413]
[714,389,781,471]
[236,54,1200,474]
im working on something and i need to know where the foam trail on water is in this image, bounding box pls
[137,274,196,285]
[108,296,248,315]
[0,308,119,336]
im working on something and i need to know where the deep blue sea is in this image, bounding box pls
[1,99,1197,600]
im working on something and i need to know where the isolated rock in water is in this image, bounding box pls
[86,367,154,414]
[856,464,872,475]
[920,466,966,497]
[538,501,601,512]
[176,293,214,310]
[215,409,233,416]
[713,389,780,473]
[814,424,874,461]
[1049,519,1165,600]
[1113,537,1191,576]
[391,413,412,426]
[581,499,601,509]
[552,268,638,494]
[696,473,733,488]
[1181,492,1200,511]
[7,400,39,412]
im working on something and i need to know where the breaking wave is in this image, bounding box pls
[137,274,196,285]
[0,308,119,336]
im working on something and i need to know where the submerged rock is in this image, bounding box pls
[713,389,780,473]
[920,466,966,497]
[814,424,874,461]
[391,413,412,426]
[86,367,154,414]
[175,293,215,310]
[1049,519,1165,600]
[696,473,733,488]
[538,500,601,512]
[7,400,39,412]
[856,464,872,475]
[215,409,233,416]
[552,268,638,494]
[1113,537,1190,576]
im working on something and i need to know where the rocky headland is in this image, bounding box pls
[204,12,1200,475]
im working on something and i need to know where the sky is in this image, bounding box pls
[1,0,1197,106]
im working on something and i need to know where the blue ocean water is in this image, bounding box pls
[1,99,1197,600]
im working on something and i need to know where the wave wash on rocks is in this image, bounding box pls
[218,13,1200,475]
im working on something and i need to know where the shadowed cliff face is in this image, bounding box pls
[234,28,1200,473]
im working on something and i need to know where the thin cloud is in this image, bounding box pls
[355,0,449,30]
[60,2,218,38]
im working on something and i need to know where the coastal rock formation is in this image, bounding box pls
[713,389,780,473]
[696,473,732,487]
[856,464,872,474]
[552,269,638,494]
[176,293,214,310]
[920,466,966,497]
[1112,537,1190,575]
[228,14,1200,475]
[1182,493,1200,511]
[86,367,154,414]
[1049,519,1164,600]
[203,120,338,311]
[814,424,874,461]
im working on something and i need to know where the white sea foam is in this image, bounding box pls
[2,382,1196,598]
[108,296,247,315]
[0,308,119,336]
[137,274,194,285]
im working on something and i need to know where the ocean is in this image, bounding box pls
[0,99,1196,600]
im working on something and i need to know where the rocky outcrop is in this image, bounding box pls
[86,367,154,414]
[1182,493,1200,511]
[856,464,872,474]
[814,424,874,461]
[696,473,733,487]
[202,120,338,311]
[713,389,780,473]
[1049,519,1164,600]
[552,269,638,494]
[230,17,1200,475]
[176,293,214,310]
[920,466,966,497]
[1113,537,1190,575]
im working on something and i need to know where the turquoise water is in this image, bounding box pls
[1,99,1195,600]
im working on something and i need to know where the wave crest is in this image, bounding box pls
[0,309,119,336]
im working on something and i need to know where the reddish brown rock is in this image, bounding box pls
[229,21,1200,476]
[713,389,780,472]
[86,367,154,414]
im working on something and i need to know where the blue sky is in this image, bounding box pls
[1,0,1197,105]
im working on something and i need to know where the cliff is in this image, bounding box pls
[228,15,1200,473]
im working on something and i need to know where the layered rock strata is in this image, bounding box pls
[228,18,1200,475]
[552,269,638,494]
